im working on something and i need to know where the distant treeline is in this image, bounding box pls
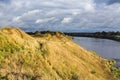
[27,31,64,35]
[65,31,120,41]
[65,31,120,36]
[27,31,66,37]
[27,31,120,41]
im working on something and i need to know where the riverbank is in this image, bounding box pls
[27,31,120,42]
[73,37,120,65]
[64,32,120,42]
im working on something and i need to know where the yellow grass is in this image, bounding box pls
[0,27,118,80]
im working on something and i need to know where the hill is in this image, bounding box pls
[0,27,119,80]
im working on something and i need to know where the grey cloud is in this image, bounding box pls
[0,0,11,3]
[0,0,120,32]
[108,0,120,4]
[94,0,120,5]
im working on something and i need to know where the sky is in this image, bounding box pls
[0,0,120,32]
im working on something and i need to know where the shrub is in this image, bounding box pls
[70,73,79,80]
[107,60,120,79]
[91,70,96,74]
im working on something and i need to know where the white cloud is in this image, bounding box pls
[13,16,21,21]
[72,12,78,15]
[21,9,42,19]
[84,3,95,12]
[12,9,42,22]
[35,17,55,24]
[61,17,73,24]
[23,9,41,16]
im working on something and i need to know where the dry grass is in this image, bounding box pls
[0,27,118,80]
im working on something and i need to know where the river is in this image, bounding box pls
[73,37,120,66]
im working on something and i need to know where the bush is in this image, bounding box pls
[107,60,120,79]
[91,70,96,74]
[70,73,79,80]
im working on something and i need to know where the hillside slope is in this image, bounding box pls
[0,27,117,80]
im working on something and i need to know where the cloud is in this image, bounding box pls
[0,0,10,4]
[35,17,55,24]
[61,17,73,24]
[0,0,120,32]
[94,0,120,5]
[24,9,41,15]
[12,9,42,22]
[13,16,21,21]
[108,0,120,4]
[84,0,95,12]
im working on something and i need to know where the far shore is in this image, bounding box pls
[27,31,120,42]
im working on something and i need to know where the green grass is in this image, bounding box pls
[106,60,120,79]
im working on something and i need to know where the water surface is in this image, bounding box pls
[73,37,120,59]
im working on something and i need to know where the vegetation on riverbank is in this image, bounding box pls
[65,31,120,41]
[0,27,119,80]
[27,31,120,42]
[107,60,120,79]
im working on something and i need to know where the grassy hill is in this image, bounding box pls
[0,27,119,80]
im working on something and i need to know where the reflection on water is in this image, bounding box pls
[73,37,120,59]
